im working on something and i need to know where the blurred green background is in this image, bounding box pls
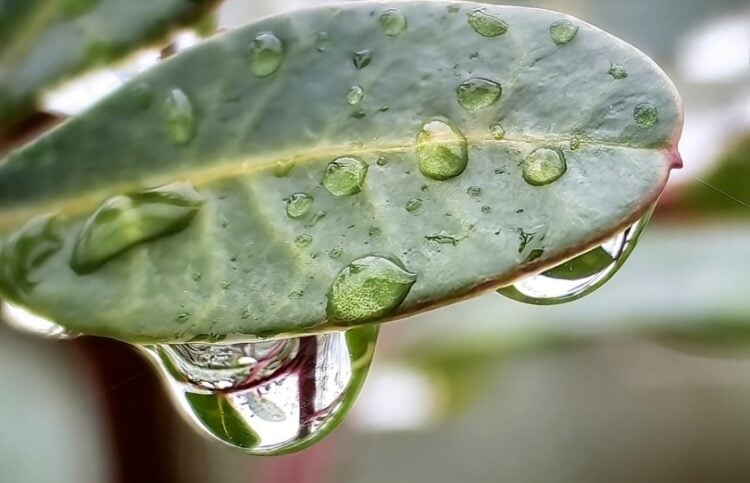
[1,0,749,482]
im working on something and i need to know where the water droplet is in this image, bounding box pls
[405,198,423,212]
[192,271,203,282]
[482,205,491,214]
[70,182,204,274]
[175,312,192,323]
[415,120,468,181]
[468,8,509,37]
[315,31,331,52]
[608,63,628,79]
[522,148,567,186]
[327,256,415,323]
[570,135,582,150]
[62,0,100,17]
[305,211,327,228]
[273,160,295,177]
[353,50,372,70]
[1,300,77,339]
[164,88,198,146]
[323,157,368,197]
[457,78,502,111]
[498,207,653,305]
[328,246,344,259]
[633,103,658,129]
[376,156,388,166]
[467,186,482,197]
[425,232,460,246]
[144,328,378,454]
[351,109,366,119]
[346,85,365,106]
[379,9,407,37]
[289,290,304,299]
[490,123,506,140]
[0,215,62,297]
[469,52,480,60]
[294,234,313,248]
[550,19,579,45]
[247,32,284,78]
[285,193,313,219]
[221,281,232,290]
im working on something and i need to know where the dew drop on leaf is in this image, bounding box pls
[633,103,658,129]
[468,8,509,37]
[522,148,567,186]
[0,216,63,296]
[285,193,313,219]
[550,19,579,45]
[467,186,482,197]
[353,50,372,70]
[415,120,468,181]
[294,234,313,248]
[490,123,506,140]
[405,198,423,212]
[247,32,285,78]
[608,63,628,79]
[315,31,331,52]
[379,9,408,37]
[457,78,502,111]
[323,157,368,197]
[346,85,365,106]
[164,88,198,146]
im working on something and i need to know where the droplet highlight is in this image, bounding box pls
[323,157,368,197]
[379,9,407,37]
[415,120,468,181]
[457,78,502,111]
[522,148,567,186]
[468,8,508,37]
[247,32,285,78]
[164,88,198,146]
[550,19,579,45]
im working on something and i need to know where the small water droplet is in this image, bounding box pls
[221,281,232,290]
[379,9,407,37]
[376,156,388,166]
[247,32,285,78]
[323,157,368,197]
[70,182,204,274]
[633,103,658,129]
[175,312,192,323]
[0,216,62,297]
[425,232,460,246]
[405,198,423,212]
[467,186,482,197]
[482,205,491,214]
[550,19,579,45]
[489,123,506,140]
[351,109,366,119]
[273,160,295,177]
[295,234,313,248]
[415,120,468,181]
[305,211,327,228]
[315,31,331,52]
[469,52,480,60]
[346,85,365,106]
[192,272,203,282]
[522,148,567,186]
[164,88,198,146]
[608,63,628,79]
[447,5,460,14]
[457,78,502,111]
[327,256,416,323]
[468,8,509,37]
[289,290,304,299]
[328,246,344,259]
[285,193,313,219]
[368,226,381,237]
[145,328,378,454]
[570,135,582,150]
[353,50,372,70]
[499,207,654,304]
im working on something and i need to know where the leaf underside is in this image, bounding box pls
[0,2,682,342]
[0,0,221,128]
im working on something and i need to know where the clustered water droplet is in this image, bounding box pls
[457,78,503,111]
[327,255,416,323]
[323,157,369,196]
[633,103,658,128]
[379,9,408,37]
[415,120,468,181]
[522,148,567,186]
[164,88,198,146]
[247,32,285,77]
[549,19,579,45]
[346,85,365,106]
[285,193,313,219]
[468,8,509,37]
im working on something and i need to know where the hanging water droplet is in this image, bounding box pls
[346,85,365,106]
[608,63,628,80]
[522,148,567,186]
[70,182,204,274]
[405,198,422,212]
[379,9,407,37]
[247,32,285,78]
[633,103,658,129]
[353,50,373,70]
[323,157,368,197]
[466,186,482,198]
[164,88,198,146]
[490,123,506,140]
[0,215,62,297]
[143,327,378,455]
[415,120,468,181]
[1,300,78,339]
[294,234,313,248]
[327,256,416,324]
[498,207,654,305]
[468,8,509,37]
[457,78,502,111]
[550,19,579,45]
[315,31,331,52]
[285,193,313,219]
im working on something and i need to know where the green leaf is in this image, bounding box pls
[0,2,682,342]
[0,0,221,127]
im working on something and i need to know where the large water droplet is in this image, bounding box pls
[327,256,416,324]
[0,215,62,297]
[550,19,579,45]
[498,207,654,305]
[346,85,365,106]
[415,120,468,181]
[143,327,378,454]
[70,182,204,274]
[522,148,567,186]
[468,8,509,37]
[1,300,78,339]
[247,32,285,78]
[379,9,408,37]
[323,157,368,197]
[164,88,198,146]
[633,103,658,129]
[285,193,313,219]
[353,50,373,70]
[457,78,502,111]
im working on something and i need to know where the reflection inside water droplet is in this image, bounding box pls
[498,206,654,305]
[143,327,378,454]
[1,300,78,339]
